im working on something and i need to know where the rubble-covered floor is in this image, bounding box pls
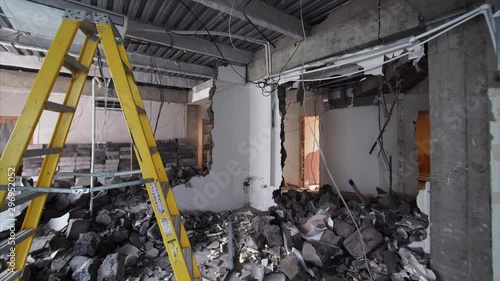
[0,181,434,281]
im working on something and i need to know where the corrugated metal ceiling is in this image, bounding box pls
[0,0,348,87]
[72,0,348,68]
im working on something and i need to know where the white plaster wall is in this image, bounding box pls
[0,89,186,143]
[319,105,397,194]
[173,84,280,212]
[173,84,252,212]
[248,85,279,211]
[489,88,500,280]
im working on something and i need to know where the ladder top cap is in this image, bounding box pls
[63,9,110,24]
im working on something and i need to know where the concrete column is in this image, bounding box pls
[428,17,493,280]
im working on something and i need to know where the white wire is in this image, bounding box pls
[298,0,374,279]
[228,0,240,50]
[286,6,488,83]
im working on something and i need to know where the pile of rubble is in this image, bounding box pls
[0,179,176,281]
[246,185,435,281]
[0,181,434,281]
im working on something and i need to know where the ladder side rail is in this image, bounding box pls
[117,44,202,279]
[0,20,81,206]
[96,22,195,281]
[12,30,99,274]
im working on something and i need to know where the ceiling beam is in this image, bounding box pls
[126,21,253,65]
[189,0,304,40]
[404,0,483,20]
[28,0,254,65]
[0,28,215,79]
[0,52,201,88]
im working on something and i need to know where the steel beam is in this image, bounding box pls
[126,21,253,65]
[189,0,304,40]
[0,28,214,79]
[0,52,201,88]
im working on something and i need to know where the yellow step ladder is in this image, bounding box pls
[0,10,201,281]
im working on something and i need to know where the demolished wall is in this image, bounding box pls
[319,105,398,195]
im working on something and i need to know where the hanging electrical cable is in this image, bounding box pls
[298,0,374,279]
[242,0,276,48]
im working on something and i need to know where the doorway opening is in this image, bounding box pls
[300,116,320,191]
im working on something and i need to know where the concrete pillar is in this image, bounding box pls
[428,17,493,280]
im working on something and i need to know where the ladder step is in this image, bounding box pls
[136,105,146,115]
[0,191,41,212]
[44,101,75,113]
[63,55,89,73]
[24,148,62,158]
[172,215,181,239]
[0,229,35,255]
[123,62,132,74]
[0,269,22,281]
[182,247,194,279]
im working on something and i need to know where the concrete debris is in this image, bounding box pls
[95,209,113,226]
[343,225,383,258]
[3,179,435,281]
[69,256,90,271]
[279,254,301,280]
[264,225,284,247]
[97,253,125,281]
[74,232,100,257]
[71,258,101,281]
[263,273,286,281]
[67,219,90,240]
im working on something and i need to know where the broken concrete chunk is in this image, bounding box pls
[263,273,286,281]
[383,250,399,273]
[252,216,274,234]
[279,254,301,280]
[49,236,72,251]
[128,231,144,248]
[281,222,303,251]
[110,228,129,243]
[144,247,159,258]
[74,232,100,257]
[343,225,383,258]
[30,234,55,254]
[119,218,133,229]
[302,241,343,267]
[116,243,140,266]
[51,250,73,272]
[207,241,220,249]
[319,230,342,246]
[264,225,284,247]
[71,259,101,281]
[69,256,90,271]
[246,232,266,250]
[332,219,355,238]
[378,194,400,210]
[286,190,298,200]
[67,219,90,240]
[146,223,162,240]
[95,209,113,226]
[97,253,125,281]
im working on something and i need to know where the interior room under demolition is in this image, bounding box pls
[0,0,498,280]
